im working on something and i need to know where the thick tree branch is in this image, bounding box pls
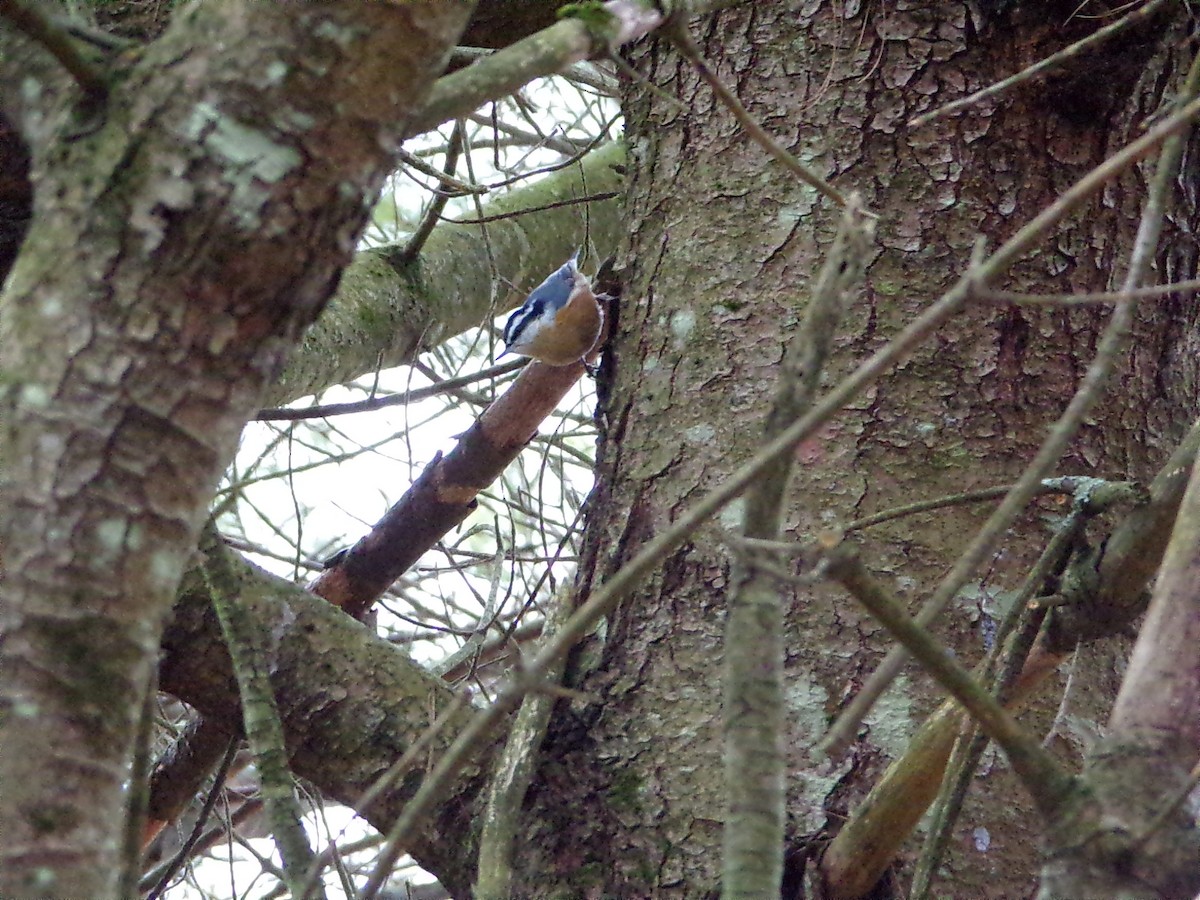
[269,141,623,406]
[159,548,495,899]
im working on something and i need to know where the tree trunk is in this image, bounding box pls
[498,4,1191,896]
[0,4,472,896]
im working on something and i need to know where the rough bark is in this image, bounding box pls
[496,4,1191,897]
[5,1,1200,898]
[0,3,472,896]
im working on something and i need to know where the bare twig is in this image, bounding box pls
[909,505,1082,899]
[976,276,1200,306]
[828,469,1143,898]
[400,121,466,262]
[902,607,1046,900]
[258,362,525,422]
[821,544,1073,816]
[432,541,506,678]
[397,143,487,196]
[844,481,1068,532]
[666,20,852,209]
[144,739,239,900]
[442,190,620,225]
[326,690,471,900]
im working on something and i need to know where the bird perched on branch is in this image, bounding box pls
[501,252,606,366]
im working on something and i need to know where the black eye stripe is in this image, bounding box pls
[504,302,541,344]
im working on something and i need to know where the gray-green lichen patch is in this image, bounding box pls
[206,117,299,178]
[183,102,302,231]
[863,673,916,761]
[92,518,131,566]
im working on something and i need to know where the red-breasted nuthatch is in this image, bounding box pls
[501,253,605,366]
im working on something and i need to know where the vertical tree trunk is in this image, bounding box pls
[501,4,1193,895]
[0,5,472,896]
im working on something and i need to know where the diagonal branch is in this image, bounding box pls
[821,544,1074,818]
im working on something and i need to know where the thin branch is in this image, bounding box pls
[473,594,572,899]
[910,507,1079,899]
[912,614,1046,900]
[977,277,1200,306]
[819,639,1068,898]
[432,541,506,678]
[441,190,619,224]
[723,198,871,898]
[397,143,487,196]
[144,739,239,900]
[255,361,524,421]
[400,121,466,262]
[845,477,1143,532]
[847,482,1050,532]
[821,544,1074,816]
[909,0,1168,128]
[139,796,262,893]
[0,0,108,100]
[666,19,852,210]
[204,537,325,900]
[323,690,471,900]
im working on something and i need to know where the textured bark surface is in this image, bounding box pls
[0,3,472,896]
[493,5,1194,897]
[158,549,494,898]
[5,2,1200,897]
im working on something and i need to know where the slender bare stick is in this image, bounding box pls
[144,739,239,900]
[822,546,1073,816]
[327,690,471,900]
[977,277,1200,306]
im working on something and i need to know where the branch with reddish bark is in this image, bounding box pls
[310,354,604,619]
[145,265,617,860]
